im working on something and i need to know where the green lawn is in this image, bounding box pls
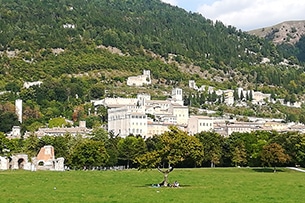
[0,168,304,203]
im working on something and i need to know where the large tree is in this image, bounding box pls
[271,132,305,167]
[70,139,109,170]
[0,110,20,133]
[196,131,224,167]
[117,135,147,169]
[23,134,40,159]
[261,143,290,172]
[0,133,16,157]
[136,127,204,186]
[231,143,247,167]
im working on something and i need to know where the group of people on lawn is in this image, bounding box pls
[152,180,179,188]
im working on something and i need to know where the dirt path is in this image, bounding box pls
[287,167,305,172]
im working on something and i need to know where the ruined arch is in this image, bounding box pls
[18,158,25,169]
[38,161,44,166]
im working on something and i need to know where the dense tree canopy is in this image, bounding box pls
[70,139,109,169]
[261,143,290,172]
[136,127,204,169]
[2,128,305,171]
[196,131,223,167]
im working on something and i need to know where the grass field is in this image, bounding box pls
[0,167,304,203]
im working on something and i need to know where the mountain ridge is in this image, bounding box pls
[248,20,305,45]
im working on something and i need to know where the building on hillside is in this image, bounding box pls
[189,80,198,90]
[63,23,75,29]
[226,123,255,136]
[171,88,183,105]
[23,81,42,89]
[92,97,139,109]
[223,90,234,106]
[286,123,305,133]
[252,91,271,104]
[171,104,189,126]
[262,122,287,131]
[107,88,188,138]
[107,106,147,138]
[188,116,214,135]
[146,122,186,138]
[213,121,263,137]
[6,126,21,139]
[34,121,90,138]
[127,70,151,86]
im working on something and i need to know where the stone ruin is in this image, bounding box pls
[0,145,64,171]
[0,154,32,170]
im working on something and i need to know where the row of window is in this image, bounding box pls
[131,115,146,119]
[129,129,143,134]
[177,114,186,117]
[229,128,251,131]
[148,130,165,135]
[117,128,144,134]
[131,122,146,126]
[199,122,213,127]
[109,115,147,121]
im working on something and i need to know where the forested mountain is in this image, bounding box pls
[0,0,282,66]
[1,0,303,92]
[1,0,305,132]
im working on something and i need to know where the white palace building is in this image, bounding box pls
[94,88,190,138]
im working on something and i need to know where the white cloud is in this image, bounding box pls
[197,0,305,31]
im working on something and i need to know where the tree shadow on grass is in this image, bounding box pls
[251,168,285,173]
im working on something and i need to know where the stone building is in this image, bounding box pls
[108,106,147,138]
[188,116,214,135]
[0,146,64,171]
[107,88,188,138]
[34,121,91,138]
[33,145,65,171]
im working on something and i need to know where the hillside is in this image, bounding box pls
[0,0,283,66]
[248,20,305,62]
[1,0,305,132]
[1,0,300,92]
[248,20,305,45]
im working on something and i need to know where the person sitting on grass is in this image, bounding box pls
[173,181,179,187]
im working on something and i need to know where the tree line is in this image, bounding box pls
[1,127,302,171]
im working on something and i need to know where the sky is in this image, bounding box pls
[161,0,305,31]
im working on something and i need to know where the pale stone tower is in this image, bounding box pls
[170,88,184,106]
[15,99,22,123]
